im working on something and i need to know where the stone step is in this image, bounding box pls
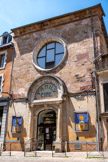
[25,151,52,157]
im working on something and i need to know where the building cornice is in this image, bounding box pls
[0,42,13,51]
[11,4,105,37]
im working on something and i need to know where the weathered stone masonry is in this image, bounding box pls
[4,4,108,151]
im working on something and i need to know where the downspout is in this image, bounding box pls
[4,43,16,146]
[9,45,15,96]
[90,10,100,150]
[9,45,17,116]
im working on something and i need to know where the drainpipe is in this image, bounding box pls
[3,44,16,145]
[9,45,17,116]
[9,44,15,95]
[90,10,100,150]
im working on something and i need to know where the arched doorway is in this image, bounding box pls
[37,109,56,150]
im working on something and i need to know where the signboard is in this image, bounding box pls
[74,144,81,150]
[35,83,58,100]
[75,112,89,131]
[11,116,22,133]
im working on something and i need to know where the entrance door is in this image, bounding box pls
[37,110,56,151]
[44,127,56,150]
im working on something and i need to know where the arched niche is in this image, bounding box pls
[27,75,67,105]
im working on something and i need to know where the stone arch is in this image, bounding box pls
[27,75,68,103]
[32,105,58,149]
[34,105,58,117]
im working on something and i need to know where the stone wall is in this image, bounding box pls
[11,16,101,98]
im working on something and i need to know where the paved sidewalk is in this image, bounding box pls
[0,151,108,162]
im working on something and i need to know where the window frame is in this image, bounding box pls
[1,32,12,45]
[0,51,7,70]
[101,81,108,113]
[0,107,3,136]
[74,111,90,133]
[103,83,108,112]
[37,42,64,69]
[33,37,67,72]
[0,74,4,97]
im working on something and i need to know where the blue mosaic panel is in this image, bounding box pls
[75,112,89,131]
[12,116,22,133]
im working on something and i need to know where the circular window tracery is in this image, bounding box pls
[37,42,64,69]
[33,37,67,72]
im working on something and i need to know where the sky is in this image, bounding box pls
[0,0,108,35]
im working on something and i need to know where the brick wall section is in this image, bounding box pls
[0,47,13,97]
[11,16,101,97]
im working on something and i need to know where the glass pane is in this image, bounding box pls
[38,47,46,57]
[46,49,54,62]
[37,127,44,150]
[47,43,55,49]
[37,57,45,68]
[55,54,64,66]
[0,108,3,135]
[56,43,64,54]
[103,83,108,112]
[0,55,5,68]
[46,128,49,133]
[0,77,2,92]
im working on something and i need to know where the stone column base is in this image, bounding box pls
[24,139,31,152]
[55,140,62,152]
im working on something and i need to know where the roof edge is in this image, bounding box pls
[11,3,105,32]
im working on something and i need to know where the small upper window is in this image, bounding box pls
[0,74,4,95]
[0,54,5,68]
[37,42,64,69]
[0,51,7,69]
[1,32,12,45]
[103,83,108,112]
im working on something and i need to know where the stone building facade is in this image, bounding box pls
[3,4,108,151]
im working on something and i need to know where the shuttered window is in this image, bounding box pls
[103,83,108,112]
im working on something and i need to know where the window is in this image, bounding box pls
[11,116,22,133]
[37,42,64,69]
[0,107,3,136]
[74,112,89,132]
[0,54,5,68]
[0,51,7,69]
[103,83,108,112]
[0,74,4,95]
[1,32,12,45]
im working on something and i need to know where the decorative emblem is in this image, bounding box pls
[75,113,89,131]
[35,83,58,100]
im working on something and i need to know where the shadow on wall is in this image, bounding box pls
[101,118,108,151]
